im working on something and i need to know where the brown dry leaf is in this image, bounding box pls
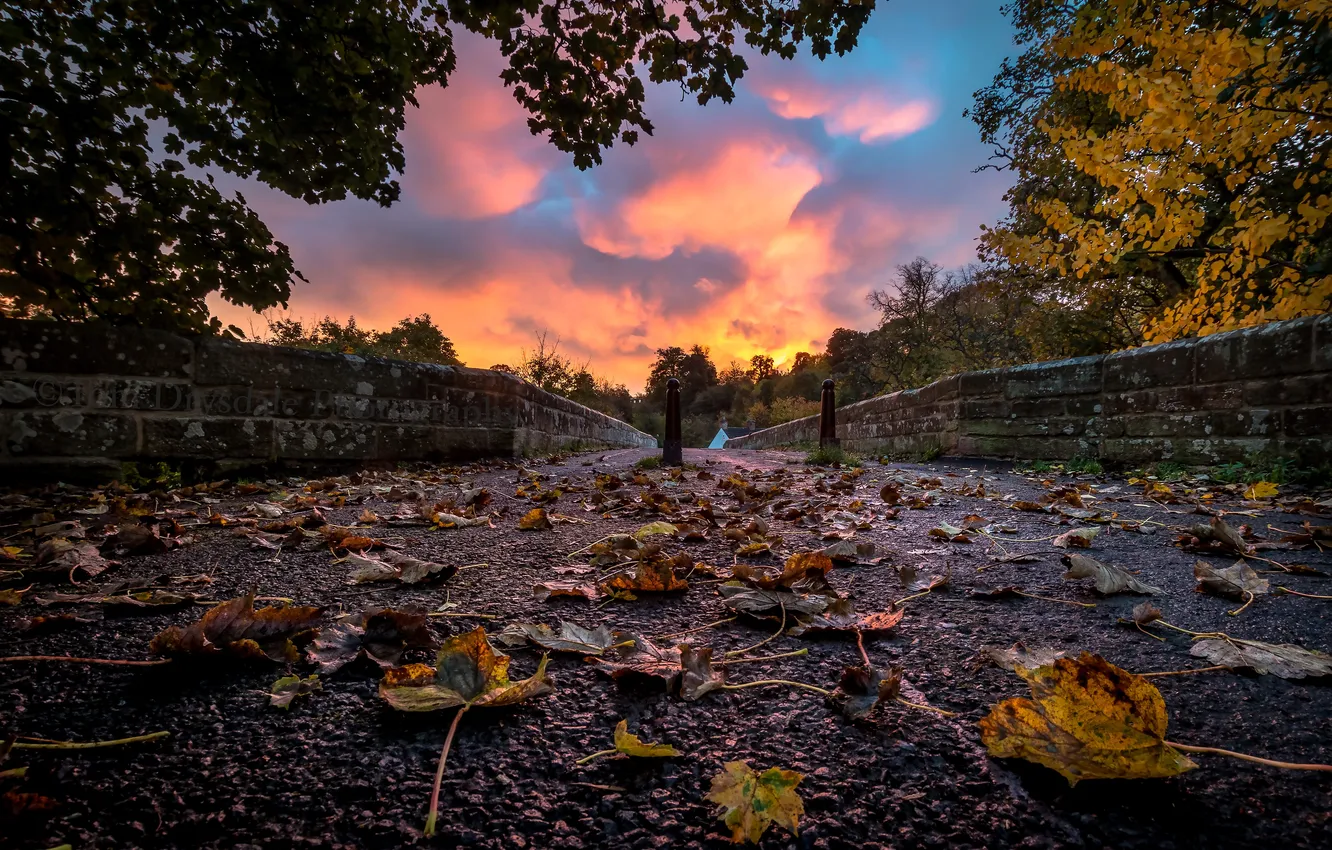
[787,598,904,637]
[1061,554,1163,596]
[679,645,726,701]
[378,626,553,711]
[347,551,457,585]
[1192,560,1269,602]
[1190,639,1332,679]
[309,608,437,674]
[533,580,604,602]
[981,642,1067,673]
[150,589,324,662]
[496,621,615,655]
[1009,501,1049,513]
[978,653,1197,784]
[928,522,971,543]
[706,760,804,845]
[1130,602,1163,625]
[1052,527,1098,549]
[32,538,114,582]
[101,523,182,556]
[519,508,553,530]
[1179,516,1254,556]
[590,632,682,687]
[819,539,876,563]
[600,557,690,595]
[880,483,902,506]
[732,551,833,591]
[717,582,832,618]
[829,664,901,719]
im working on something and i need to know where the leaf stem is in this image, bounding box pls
[1164,741,1332,772]
[895,697,957,717]
[1226,591,1256,617]
[424,705,468,837]
[722,679,831,696]
[1015,591,1096,608]
[724,601,785,657]
[655,617,736,641]
[716,649,808,666]
[427,612,499,619]
[1277,587,1332,600]
[1139,665,1229,678]
[0,655,170,667]
[575,749,618,766]
[13,731,169,750]
[855,629,871,668]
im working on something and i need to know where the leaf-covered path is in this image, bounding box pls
[2,448,1330,849]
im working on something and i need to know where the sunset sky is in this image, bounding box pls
[211,0,1018,389]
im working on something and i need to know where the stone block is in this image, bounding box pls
[0,318,193,378]
[273,420,376,460]
[1103,338,1194,391]
[1244,375,1332,407]
[958,368,1007,397]
[1283,407,1332,438]
[6,411,138,456]
[142,417,274,458]
[1195,318,1315,383]
[196,337,425,399]
[1004,355,1104,399]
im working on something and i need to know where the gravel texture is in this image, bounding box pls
[1,447,1330,849]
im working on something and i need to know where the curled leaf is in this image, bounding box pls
[348,551,456,585]
[1062,554,1163,596]
[981,642,1067,673]
[829,664,901,719]
[590,632,681,687]
[309,608,436,674]
[1190,639,1332,679]
[1052,527,1098,549]
[270,674,321,709]
[612,719,680,758]
[1193,560,1269,602]
[497,621,615,655]
[679,645,726,701]
[787,597,903,637]
[150,590,324,662]
[533,580,604,602]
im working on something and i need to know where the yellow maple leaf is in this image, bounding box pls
[705,761,804,844]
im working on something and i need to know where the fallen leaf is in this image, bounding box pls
[270,674,321,709]
[1190,639,1332,679]
[820,539,876,563]
[1009,501,1049,513]
[1193,560,1269,602]
[533,580,604,602]
[590,632,682,687]
[519,508,553,530]
[609,719,680,758]
[348,551,457,585]
[829,665,901,719]
[679,645,726,701]
[981,642,1067,673]
[787,598,903,637]
[0,587,28,606]
[32,538,114,582]
[717,583,831,618]
[928,522,971,543]
[600,557,689,595]
[632,521,678,540]
[100,590,199,613]
[706,761,804,844]
[1062,554,1163,596]
[1243,481,1278,501]
[978,652,1197,784]
[309,608,436,674]
[150,590,324,662]
[1179,516,1254,556]
[497,621,615,655]
[1052,527,1098,549]
[378,626,553,711]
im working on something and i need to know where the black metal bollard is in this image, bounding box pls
[663,377,683,465]
[819,378,839,448]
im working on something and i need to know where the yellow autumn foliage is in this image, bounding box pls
[984,0,1332,341]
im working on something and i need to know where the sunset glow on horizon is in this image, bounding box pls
[210,0,1016,388]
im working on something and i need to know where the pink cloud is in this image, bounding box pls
[754,80,937,143]
[400,41,559,219]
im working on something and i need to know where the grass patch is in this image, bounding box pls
[1017,460,1057,474]
[634,455,662,470]
[119,461,182,491]
[804,444,862,467]
[1209,454,1332,488]
[1065,456,1104,475]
